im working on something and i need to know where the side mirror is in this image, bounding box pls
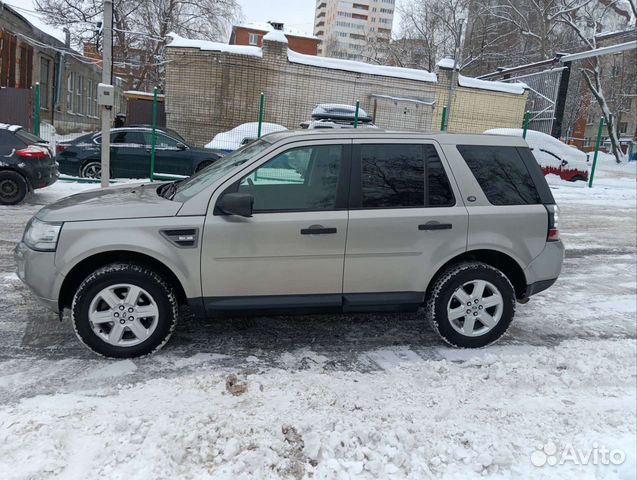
[176,142,187,151]
[217,193,254,217]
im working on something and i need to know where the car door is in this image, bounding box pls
[343,140,468,309]
[110,130,149,178]
[146,132,192,176]
[200,140,351,315]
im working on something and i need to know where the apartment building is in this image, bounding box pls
[314,0,395,61]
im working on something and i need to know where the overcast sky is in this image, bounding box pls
[5,0,405,39]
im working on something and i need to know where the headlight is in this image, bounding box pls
[23,218,63,251]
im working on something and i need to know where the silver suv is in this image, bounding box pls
[15,130,564,358]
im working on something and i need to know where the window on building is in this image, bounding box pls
[76,75,84,115]
[39,58,50,110]
[619,122,628,134]
[67,72,75,113]
[248,33,260,46]
[87,79,94,116]
[457,145,542,205]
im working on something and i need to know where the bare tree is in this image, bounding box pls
[34,0,242,89]
[556,0,636,162]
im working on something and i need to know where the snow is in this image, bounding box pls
[458,75,527,95]
[287,49,438,83]
[0,161,635,479]
[205,122,288,151]
[437,58,458,69]
[166,32,263,57]
[262,29,288,44]
[3,1,67,43]
[437,58,527,94]
[238,22,318,40]
[312,103,370,119]
[0,123,21,132]
[124,90,165,98]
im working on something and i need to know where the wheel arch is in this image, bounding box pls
[426,249,528,301]
[0,165,32,190]
[58,250,188,311]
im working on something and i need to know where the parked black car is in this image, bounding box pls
[56,127,222,179]
[0,124,58,205]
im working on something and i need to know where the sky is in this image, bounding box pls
[4,0,407,40]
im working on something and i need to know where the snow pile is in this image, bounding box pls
[205,122,287,151]
[263,30,288,44]
[437,58,458,69]
[166,32,263,57]
[458,76,526,95]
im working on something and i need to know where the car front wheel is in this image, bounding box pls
[71,263,179,357]
[426,262,516,348]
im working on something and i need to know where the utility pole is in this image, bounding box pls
[445,18,465,131]
[100,0,113,188]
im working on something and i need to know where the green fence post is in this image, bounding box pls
[440,106,448,132]
[149,87,158,182]
[588,116,605,188]
[522,111,531,139]
[257,92,265,138]
[354,100,360,128]
[34,82,40,136]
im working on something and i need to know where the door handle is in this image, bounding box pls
[419,223,452,231]
[301,226,337,235]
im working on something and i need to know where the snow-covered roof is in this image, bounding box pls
[237,22,318,40]
[124,90,165,98]
[458,75,527,95]
[437,57,526,94]
[263,30,288,44]
[166,32,263,57]
[0,123,22,132]
[3,1,67,44]
[287,50,437,83]
[437,58,458,70]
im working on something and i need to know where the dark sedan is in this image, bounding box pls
[56,127,222,179]
[0,124,58,205]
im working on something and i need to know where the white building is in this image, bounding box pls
[314,0,395,61]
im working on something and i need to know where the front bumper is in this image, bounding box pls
[14,242,61,312]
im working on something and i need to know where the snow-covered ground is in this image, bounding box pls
[0,159,635,479]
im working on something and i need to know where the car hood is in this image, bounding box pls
[36,182,182,222]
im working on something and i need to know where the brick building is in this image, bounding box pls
[0,3,126,135]
[164,32,528,147]
[229,22,320,56]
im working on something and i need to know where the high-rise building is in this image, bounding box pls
[314,0,395,61]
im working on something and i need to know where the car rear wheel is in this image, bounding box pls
[426,262,516,348]
[72,263,179,358]
[80,161,102,179]
[0,170,28,205]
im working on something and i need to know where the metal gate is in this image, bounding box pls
[0,87,33,130]
[501,67,566,135]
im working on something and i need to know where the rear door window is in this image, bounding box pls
[457,145,542,205]
[111,131,145,145]
[357,143,454,208]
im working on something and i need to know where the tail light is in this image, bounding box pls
[546,204,560,242]
[16,146,49,160]
[56,144,66,154]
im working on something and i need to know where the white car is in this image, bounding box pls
[206,123,287,152]
[485,128,589,182]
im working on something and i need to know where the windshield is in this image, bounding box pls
[172,138,272,202]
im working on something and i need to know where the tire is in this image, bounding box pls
[71,263,179,358]
[425,262,516,348]
[194,160,213,173]
[79,160,102,179]
[0,170,28,205]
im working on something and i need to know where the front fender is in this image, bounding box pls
[54,216,205,299]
